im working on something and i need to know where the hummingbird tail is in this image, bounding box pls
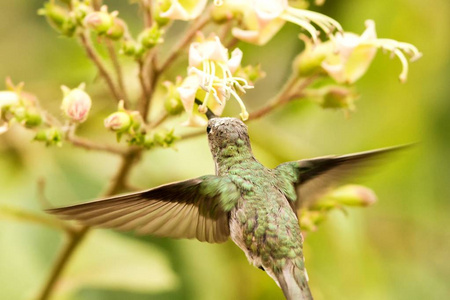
[275,260,313,300]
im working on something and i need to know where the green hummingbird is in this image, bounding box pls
[48,117,405,300]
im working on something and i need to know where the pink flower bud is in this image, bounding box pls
[84,10,113,34]
[104,111,131,132]
[61,85,92,122]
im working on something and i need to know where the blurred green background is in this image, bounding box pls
[1,1,449,299]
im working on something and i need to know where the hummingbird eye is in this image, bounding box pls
[206,126,212,134]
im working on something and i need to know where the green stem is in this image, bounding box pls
[36,149,141,300]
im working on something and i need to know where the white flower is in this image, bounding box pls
[177,35,252,126]
[215,0,342,45]
[159,0,208,21]
[322,20,422,83]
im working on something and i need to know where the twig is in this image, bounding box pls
[140,0,152,27]
[66,134,127,155]
[104,149,142,195]
[37,226,89,300]
[79,32,122,102]
[137,55,152,118]
[105,39,129,106]
[36,149,142,300]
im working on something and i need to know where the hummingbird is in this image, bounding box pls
[48,117,405,300]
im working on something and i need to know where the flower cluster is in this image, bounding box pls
[176,34,253,126]
[104,101,179,149]
[296,20,422,84]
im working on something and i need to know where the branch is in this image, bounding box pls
[137,54,153,119]
[105,39,129,106]
[139,0,153,27]
[66,134,127,155]
[36,149,142,300]
[79,32,123,102]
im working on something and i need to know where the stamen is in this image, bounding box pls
[229,89,249,121]
[281,13,319,44]
[362,38,421,83]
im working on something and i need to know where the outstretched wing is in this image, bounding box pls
[47,176,241,243]
[275,145,410,210]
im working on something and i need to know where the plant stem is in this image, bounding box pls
[79,32,123,102]
[137,54,152,119]
[36,149,141,300]
[105,39,129,106]
[66,134,127,155]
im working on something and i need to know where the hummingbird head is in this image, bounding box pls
[206,117,253,161]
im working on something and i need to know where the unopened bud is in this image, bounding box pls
[35,127,63,147]
[152,0,170,27]
[163,80,183,115]
[164,97,184,115]
[294,37,332,76]
[38,3,76,36]
[328,185,377,207]
[23,108,42,128]
[138,24,163,49]
[84,10,113,34]
[106,18,127,40]
[61,84,92,123]
[104,111,131,132]
[308,85,357,111]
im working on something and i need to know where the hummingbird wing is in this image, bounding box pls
[275,145,409,210]
[47,176,240,243]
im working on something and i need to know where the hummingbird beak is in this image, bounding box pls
[195,98,217,120]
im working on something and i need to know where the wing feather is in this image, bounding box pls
[276,145,410,210]
[47,176,240,243]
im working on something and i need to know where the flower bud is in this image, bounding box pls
[163,80,184,115]
[23,108,42,128]
[152,0,170,27]
[104,111,132,132]
[38,3,76,36]
[294,37,332,77]
[106,18,127,40]
[307,85,357,111]
[84,9,114,34]
[153,129,178,148]
[138,24,163,49]
[61,84,92,123]
[34,127,63,147]
[121,40,138,56]
[328,185,377,207]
